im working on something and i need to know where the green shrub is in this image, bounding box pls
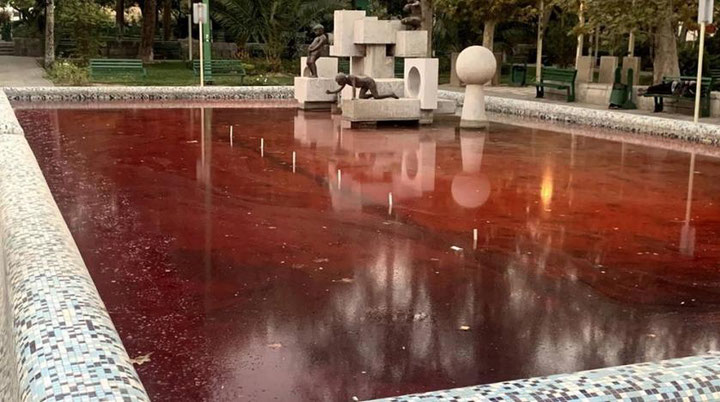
[46,61,90,85]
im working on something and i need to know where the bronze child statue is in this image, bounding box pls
[402,0,422,30]
[326,73,399,100]
[306,24,328,78]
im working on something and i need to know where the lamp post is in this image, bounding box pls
[193,3,208,86]
[694,0,713,123]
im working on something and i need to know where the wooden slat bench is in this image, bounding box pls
[89,59,146,80]
[535,67,577,102]
[192,60,246,83]
[641,76,713,118]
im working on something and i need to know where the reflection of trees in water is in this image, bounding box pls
[226,228,720,400]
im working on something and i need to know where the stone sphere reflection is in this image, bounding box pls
[451,173,490,209]
[456,46,497,86]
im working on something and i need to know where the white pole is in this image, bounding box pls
[188,0,193,61]
[292,151,296,173]
[199,19,204,87]
[694,22,706,123]
[229,126,233,147]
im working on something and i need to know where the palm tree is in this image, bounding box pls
[212,0,347,69]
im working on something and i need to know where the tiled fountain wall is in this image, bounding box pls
[2,85,720,401]
[0,90,149,401]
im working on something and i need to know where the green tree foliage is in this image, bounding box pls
[212,0,348,69]
[435,0,535,50]
[56,0,112,59]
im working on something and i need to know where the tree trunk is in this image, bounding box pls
[483,19,497,51]
[163,0,172,41]
[536,0,551,79]
[115,0,125,37]
[653,16,679,83]
[575,0,584,69]
[44,0,54,68]
[421,0,433,56]
[139,0,157,62]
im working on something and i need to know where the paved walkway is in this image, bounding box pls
[0,56,54,87]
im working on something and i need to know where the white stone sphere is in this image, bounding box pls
[456,46,497,85]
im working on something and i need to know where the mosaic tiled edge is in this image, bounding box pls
[5,86,720,145]
[0,91,149,401]
[437,90,720,145]
[2,85,294,102]
[369,353,720,402]
[0,91,23,135]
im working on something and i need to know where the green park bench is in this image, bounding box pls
[89,59,146,80]
[192,60,246,83]
[535,67,577,102]
[642,76,713,118]
[709,69,720,90]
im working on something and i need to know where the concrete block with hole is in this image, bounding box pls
[404,58,439,110]
[330,10,367,57]
[354,17,396,44]
[300,57,339,78]
[394,31,429,58]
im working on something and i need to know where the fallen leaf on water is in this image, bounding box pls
[186,140,199,144]
[130,352,153,365]
[451,246,464,252]
[333,278,354,284]
[267,343,283,349]
[459,325,471,331]
[313,258,329,263]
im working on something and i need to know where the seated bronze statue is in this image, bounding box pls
[306,24,328,78]
[326,73,399,100]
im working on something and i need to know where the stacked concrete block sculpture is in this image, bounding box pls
[295,9,438,127]
[456,46,497,128]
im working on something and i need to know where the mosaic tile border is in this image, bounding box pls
[2,85,293,102]
[0,90,149,401]
[6,86,720,146]
[0,90,23,135]
[438,90,720,145]
[368,353,720,401]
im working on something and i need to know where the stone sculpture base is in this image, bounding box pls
[460,84,488,128]
[342,98,421,127]
[294,77,337,110]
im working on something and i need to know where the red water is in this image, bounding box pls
[15,105,720,402]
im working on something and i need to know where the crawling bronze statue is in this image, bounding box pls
[326,73,399,100]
